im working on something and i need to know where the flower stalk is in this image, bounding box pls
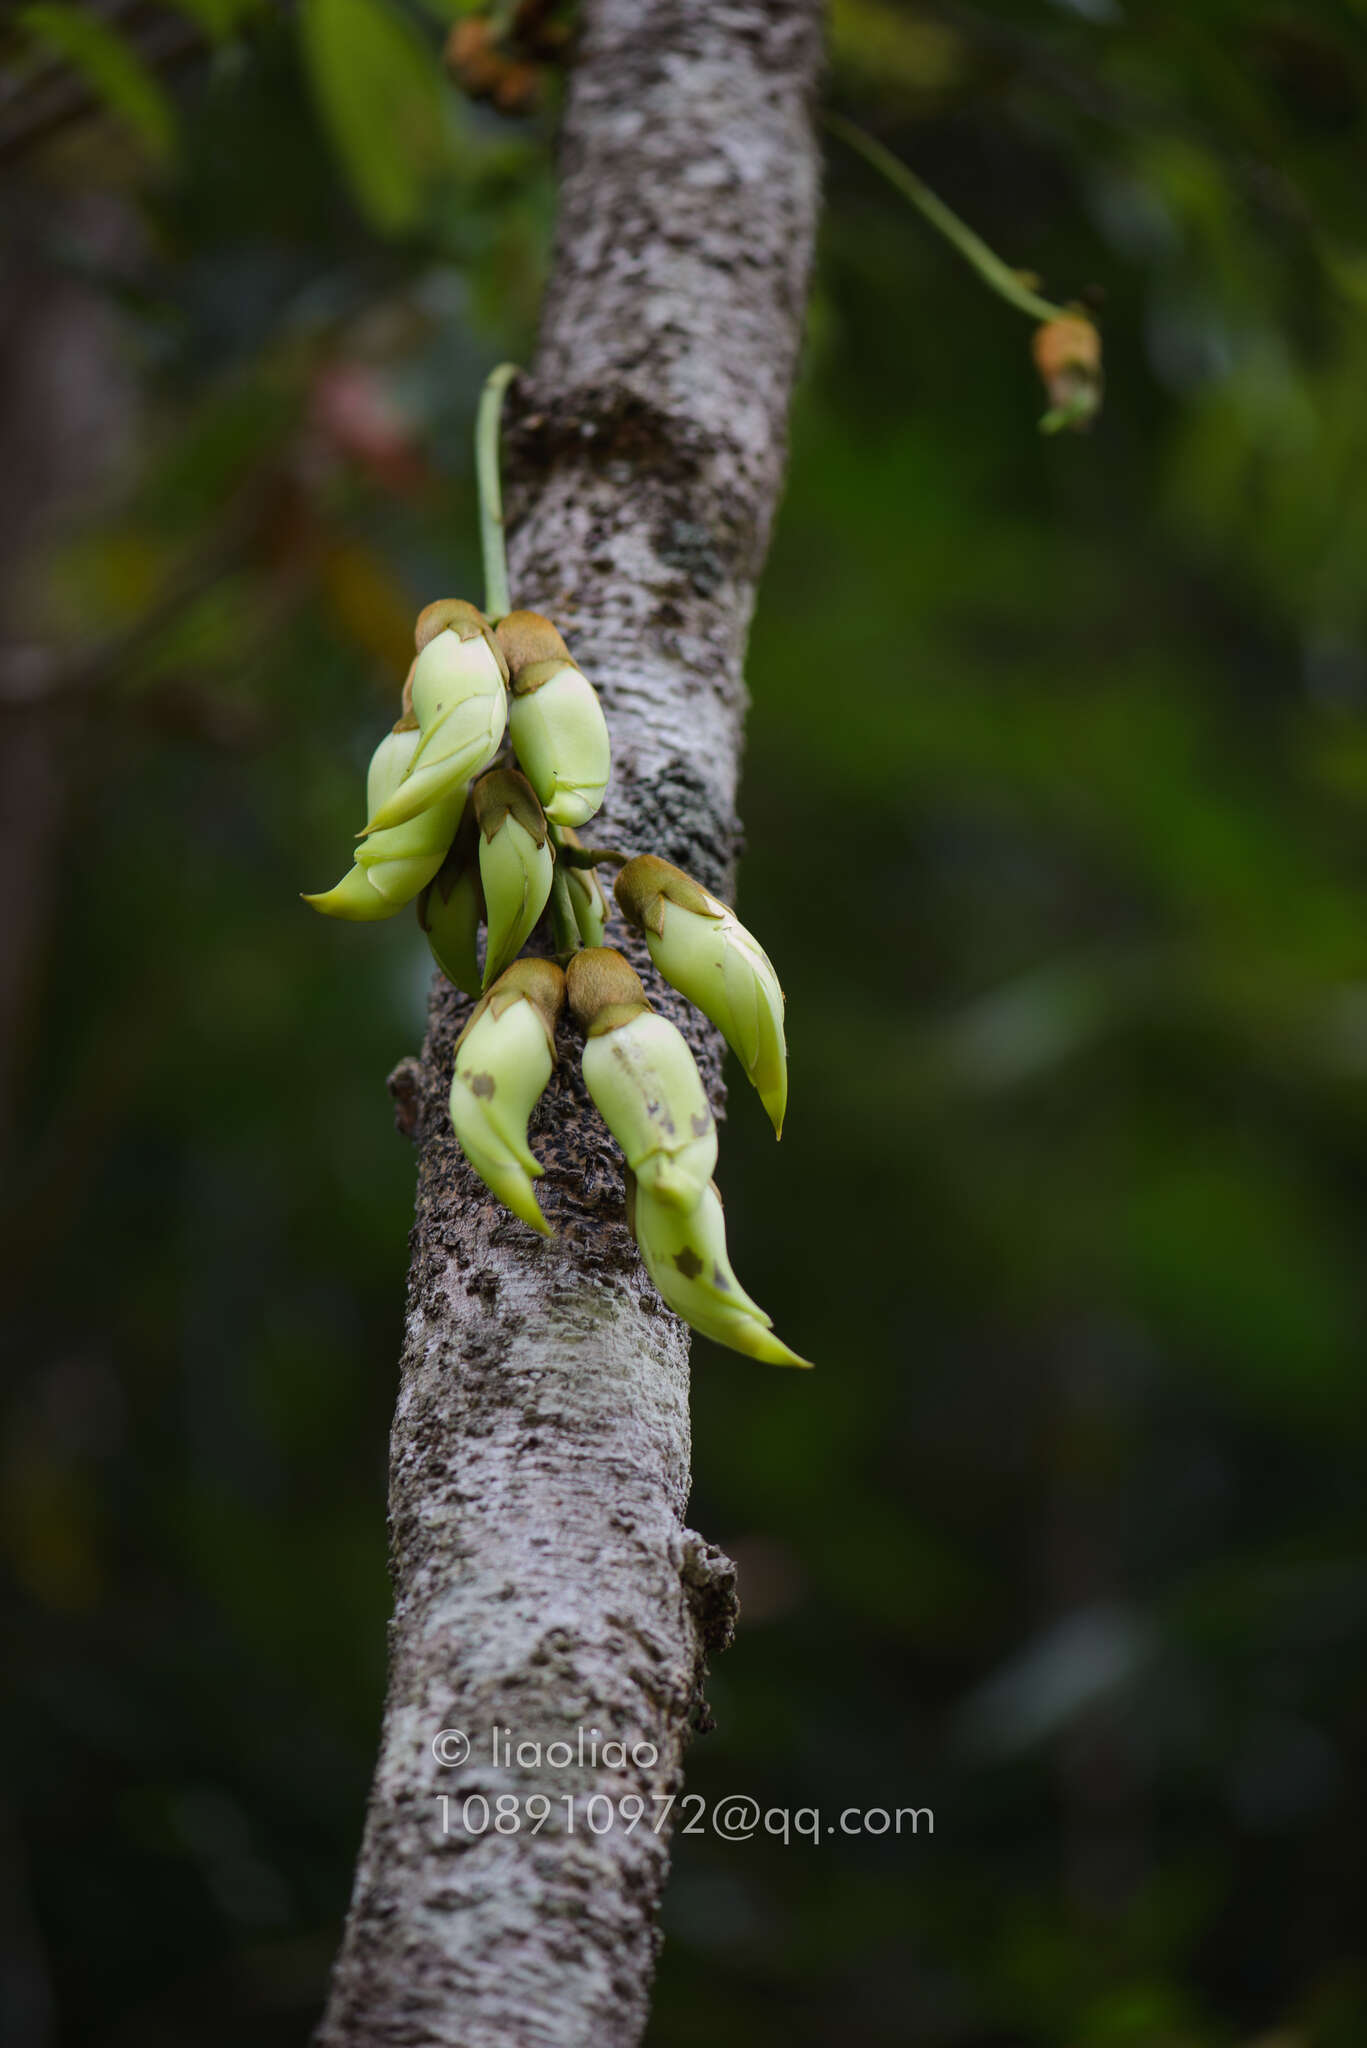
[475,361,518,620]
[825,112,1102,433]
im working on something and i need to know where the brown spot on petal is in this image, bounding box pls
[712,1264,731,1291]
[691,1111,711,1137]
[469,1072,496,1098]
[674,1247,704,1280]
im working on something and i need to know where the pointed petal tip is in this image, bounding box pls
[358,783,423,837]
[301,871,394,920]
[506,1185,553,1235]
[745,1324,813,1369]
[356,792,411,838]
[481,1176,551,1236]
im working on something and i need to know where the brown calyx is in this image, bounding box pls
[566,948,650,1035]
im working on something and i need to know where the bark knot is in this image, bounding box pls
[386,1055,424,1141]
[680,1529,739,1657]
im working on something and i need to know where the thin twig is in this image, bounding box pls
[824,111,1076,326]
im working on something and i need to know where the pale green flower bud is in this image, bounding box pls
[417,809,483,995]
[361,600,508,836]
[626,1171,812,1368]
[497,610,611,829]
[473,767,554,988]
[304,725,463,921]
[450,959,565,1236]
[567,949,717,1210]
[559,827,609,948]
[615,855,788,1137]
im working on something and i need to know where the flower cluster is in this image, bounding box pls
[306,598,808,1368]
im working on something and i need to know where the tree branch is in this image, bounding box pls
[317,5,823,2043]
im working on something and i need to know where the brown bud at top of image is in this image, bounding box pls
[444,19,505,100]
[493,62,544,115]
[1032,316,1103,432]
[1033,315,1100,383]
[445,18,547,113]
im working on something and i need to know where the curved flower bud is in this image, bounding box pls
[474,767,554,988]
[304,725,463,921]
[627,1172,812,1368]
[418,808,483,995]
[567,949,717,1210]
[558,827,609,948]
[497,610,611,828]
[615,854,788,1138]
[450,959,565,1235]
[1033,315,1102,434]
[362,600,508,836]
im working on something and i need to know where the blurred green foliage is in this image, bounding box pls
[2,3,1365,2045]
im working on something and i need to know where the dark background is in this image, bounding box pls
[2,2,1365,2043]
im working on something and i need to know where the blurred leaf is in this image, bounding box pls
[829,0,963,95]
[1123,1148,1360,1417]
[940,959,1114,1091]
[316,537,417,677]
[956,1604,1154,1756]
[299,0,449,234]
[19,3,178,162]
[161,0,265,42]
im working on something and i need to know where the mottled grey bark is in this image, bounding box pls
[318,4,823,2044]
